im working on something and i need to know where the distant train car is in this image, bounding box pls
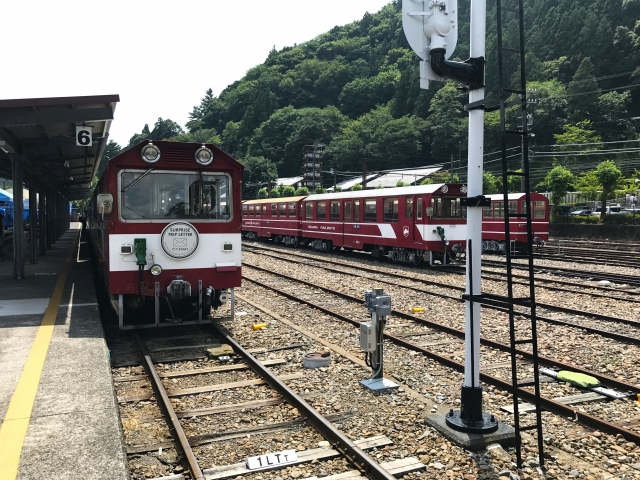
[243,184,468,265]
[482,192,549,252]
[88,140,243,328]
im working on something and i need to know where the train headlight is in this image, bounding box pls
[195,146,213,165]
[461,184,468,194]
[149,264,163,276]
[441,185,449,193]
[141,143,161,163]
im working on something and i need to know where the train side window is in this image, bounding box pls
[354,200,360,222]
[383,198,398,222]
[431,198,442,217]
[305,202,313,220]
[249,205,254,216]
[280,203,287,217]
[405,197,413,219]
[317,201,326,220]
[289,202,296,217]
[494,201,505,218]
[345,202,352,222]
[330,201,340,221]
[417,198,423,220]
[483,204,493,218]
[243,205,248,216]
[271,204,277,217]
[262,206,267,216]
[449,198,462,217]
[364,199,377,223]
[508,201,517,215]
[534,201,546,218]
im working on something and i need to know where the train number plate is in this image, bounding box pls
[246,449,297,470]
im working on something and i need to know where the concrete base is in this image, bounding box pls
[424,414,517,451]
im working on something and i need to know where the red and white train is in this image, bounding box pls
[87,140,243,328]
[242,186,549,264]
[243,184,468,265]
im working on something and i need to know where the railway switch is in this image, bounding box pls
[359,288,398,393]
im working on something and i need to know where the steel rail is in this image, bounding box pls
[242,255,640,345]
[242,271,640,395]
[245,246,640,326]
[243,243,640,302]
[210,324,396,480]
[240,276,640,444]
[134,334,205,480]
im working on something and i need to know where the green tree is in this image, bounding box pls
[566,57,600,122]
[420,177,433,185]
[241,156,278,199]
[427,83,466,158]
[483,171,500,194]
[350,184,363,191]
[545,165,574,219]
[375,184,385,189]
[595,160,622,219]
[96,140,122,179]
[295,186,310,196]
[314,186,327,194]
[257,188,268,199]
[270,189,281,198]
[281,186,296,197]
[396,180,409,187]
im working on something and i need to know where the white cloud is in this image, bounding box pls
[1,0,392,146]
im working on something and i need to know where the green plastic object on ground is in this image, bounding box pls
[557,370,600,389]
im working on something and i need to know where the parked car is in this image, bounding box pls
[591,206,623,216]
[556,205,574,216]
[569,208,592,216]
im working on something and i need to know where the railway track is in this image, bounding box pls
[243,244,640,341]
[239,265,640,447]
[109,325,410,480]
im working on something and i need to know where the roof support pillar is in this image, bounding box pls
[29,177,38,264]
[46,190,54,249]
[12,151,25,279]
[38,182,46,255]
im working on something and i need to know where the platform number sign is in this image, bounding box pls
[76,125,93,147]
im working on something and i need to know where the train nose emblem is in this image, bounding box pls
[161,221,199,259]
[403,226,409,237]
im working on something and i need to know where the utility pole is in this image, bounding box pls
[362,161,367,189]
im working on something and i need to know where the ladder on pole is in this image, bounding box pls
[496,0,545,470]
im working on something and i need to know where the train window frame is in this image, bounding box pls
[248,205,255,216]
[271,203,277,216]
[383,197,399,223]
[483,205,493,218]
[345,201,352,222]
[243,205,248,217]
[364,199,377,223]
[405,197,413,219]
[289,202,296,217]
[118,169,233,223]
[262,205,266,216]
[317,201,326,220]
[279,203,287,217]
[430,196,465,219]
[353,200,360,222]
[305,202,313,220]
[417,198,423,220]
[330,201,340,221]
[522,200,546,219]
[494,201,504,218]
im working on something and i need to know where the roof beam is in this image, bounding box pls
[0,107,114,127]
[22,136,104,147]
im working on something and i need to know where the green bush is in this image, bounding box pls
[602,213,640,225]
[556,215,600,224]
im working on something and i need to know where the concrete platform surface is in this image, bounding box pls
[0,225,128,480]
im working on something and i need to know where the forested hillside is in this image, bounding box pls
[123,0,640,192]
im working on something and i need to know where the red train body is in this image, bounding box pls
[243,184,468,265]
[88,140,243,328]
[242,186,550,263]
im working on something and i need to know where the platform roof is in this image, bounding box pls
[0,94,119,200]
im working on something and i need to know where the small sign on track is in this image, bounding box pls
[246,449,298,470]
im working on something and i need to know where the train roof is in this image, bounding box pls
[305,184,448,201]
[243,196,307,205]
[485,192,548,201]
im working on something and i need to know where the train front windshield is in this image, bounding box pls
[120,170,231,221]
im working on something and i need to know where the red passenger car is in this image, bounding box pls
[482,192,549,252]
[241,196,306,246]
[88,140,243,328]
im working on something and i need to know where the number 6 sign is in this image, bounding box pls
[76,125,93,147]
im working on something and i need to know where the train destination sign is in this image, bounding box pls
[246,449,298,470]
[161,222,199,259]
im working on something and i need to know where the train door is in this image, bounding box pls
[413,196,423,243]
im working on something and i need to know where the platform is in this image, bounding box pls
[0,224,128,479]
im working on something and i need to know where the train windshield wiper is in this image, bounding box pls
[122,168,154,193]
